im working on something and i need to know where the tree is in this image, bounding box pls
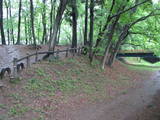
[71,0,78,49]
[89,0,94,61]
[84,0,88,46]
[16,0,22,44]
[4,0,10,45]
[49,0,68,51]
[41,0,47,44]
[8,0,14,44]
[30,0,36,46]
[0,0,6,45]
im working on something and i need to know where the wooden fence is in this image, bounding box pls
[0,47,83,80]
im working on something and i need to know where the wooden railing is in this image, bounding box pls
[0,47,83,80]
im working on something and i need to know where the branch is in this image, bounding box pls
[130,12,160,27]
[129,31,156,37]
[110,0,149,19]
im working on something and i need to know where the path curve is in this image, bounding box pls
[68,71,160,120]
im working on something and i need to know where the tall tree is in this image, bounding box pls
[4,0,10,45]
[49,0,68,51]
[30,0,36,46]
[0,0,6,45]
[16,0,22,44]
[41,0,47,44]
[89,0,94,61]
[49,0,56,42]
[71,0,78,49]
[8,0,14,44]
[84,0,88,46]
[24,16,28,45]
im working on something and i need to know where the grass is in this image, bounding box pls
[8,104,30,117]
[123,57,160,71]
[0,56,149,119]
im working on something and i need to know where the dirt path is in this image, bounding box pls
[66,71,160,120]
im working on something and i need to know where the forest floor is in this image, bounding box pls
[0,45,160,120]
[0,52,159,120]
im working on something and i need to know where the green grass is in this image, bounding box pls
[123,57,160,71]
[1,56,150,119]
[8,104,30,117]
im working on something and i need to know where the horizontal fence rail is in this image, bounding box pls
[0,47,83,80]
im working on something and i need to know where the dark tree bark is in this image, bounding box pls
[89,0,94,61]
[94,0,115,48]
[16,0,22,45]
[0,0,6,45]
[4,0,10,45]
[84,0,88,46]
[30,0,36,46]
[101,14,121,69]
[28,15,32,45]
[71,0,78,49]
[49,0,68,51]
[41,0,47,44]
[8,0,14,44]
[24,17,28,45]
[90,0,115,62]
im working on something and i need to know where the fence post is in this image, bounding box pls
[26,53,30,68]
[13,58,18,78]
[56,49,60,59]
[66,48,69,57]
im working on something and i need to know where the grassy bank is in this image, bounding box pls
[0,56,150,120]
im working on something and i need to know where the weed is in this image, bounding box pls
[35,68,46,77]
[8,93,23,102]
[8,104,30,117]
[53,78,78,92]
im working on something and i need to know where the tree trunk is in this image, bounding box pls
[84,0,88,46]
[57,24,61,45]
[49,0,56,43]
[108,28,129,66]
[4,0,10,45]
[24,17,28,45]
[71,0,77,49]
[101,14,121,69]
[30,0,36,46]
[28,17,32,45]
[0,0,6,45]
[8,0,14,44]
[41,0,47,44]
[16,0,22,45]
[49,0,68,51]
[89,0,94,61]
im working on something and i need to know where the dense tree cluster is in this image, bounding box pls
[0,0,160,68]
